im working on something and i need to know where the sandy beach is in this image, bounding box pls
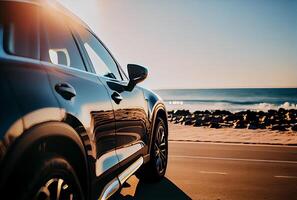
[169,122,297,145]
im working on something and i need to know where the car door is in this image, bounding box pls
[73,27,150,167]
[39,8,119,183]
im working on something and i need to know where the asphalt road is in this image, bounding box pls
[115,142,297,200]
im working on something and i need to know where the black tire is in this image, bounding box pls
[136,117,168,182]
[5,155,84,200]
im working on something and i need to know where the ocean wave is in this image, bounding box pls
[165,99,296,105]
[251,102,297,111]
[165,101,297,112]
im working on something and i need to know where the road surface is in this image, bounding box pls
[115,142,297,200]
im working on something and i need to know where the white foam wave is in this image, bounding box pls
[165,101,297,112]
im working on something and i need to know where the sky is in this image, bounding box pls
[59,0,297,89]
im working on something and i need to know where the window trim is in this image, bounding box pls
[39,8,88,72]
[69,25,96,74]
[71,26,128,82]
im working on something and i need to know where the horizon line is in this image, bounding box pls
[152,86,297,90]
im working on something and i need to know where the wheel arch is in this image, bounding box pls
[0,121,90,199]
[148,102,168,153]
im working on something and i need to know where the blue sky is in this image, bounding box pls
[60,0,297,89]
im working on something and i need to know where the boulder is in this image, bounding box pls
[233,120,247,129]
[285,113,291,120]
[194,119,203,127]
[291,124,297,131]
[193,110,204,115]
[210,115,223,123]
[174,109,191,116]
[209,122,222,129]
[243,110,258,122]
[277,117,289,125]
[286,112,297,124]
[201,115,211,123]
[184,119,194,126]
[220,122,233,128]
[177,116,185,124]
[257,111,265,117]
[269,115,279,124]
[268,109,277,116]
[271,124,287,131]
[184,114,194,122]
[173,115,182,123]
[260,116,271,126]
[212,110,232,115]
[223,114,235,122]
[171,116,176,122]
[247,122,259,130]
[278,108,287,115]
[233,112,244,121]
[258,123,267,129]
[289,109,297,116]
[194,113,204,119]
[202,122,211,127]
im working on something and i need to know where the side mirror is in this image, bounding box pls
[126,64,148,90]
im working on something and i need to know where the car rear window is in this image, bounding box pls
[40,9,86,71]
[0,1,39,59]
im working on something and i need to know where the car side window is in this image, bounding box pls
[40,10,86,71]
[76,27,122,80]
[0,1,39,59]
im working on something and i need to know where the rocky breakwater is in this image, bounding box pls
[168,108,297,131]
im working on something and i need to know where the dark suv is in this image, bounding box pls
[0,1,168,199]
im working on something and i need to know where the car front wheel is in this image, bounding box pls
[136,117,168,182]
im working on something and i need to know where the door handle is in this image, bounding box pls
[111,91,123,104]
[55,83,76,100]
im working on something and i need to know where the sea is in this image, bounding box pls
[154,88,297,112]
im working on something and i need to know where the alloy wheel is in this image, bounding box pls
[35,178,75,200]
[154,123,168,174]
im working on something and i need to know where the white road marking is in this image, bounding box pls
[170,155,297,164]
[274,175,297,179]
[199,171,227,175]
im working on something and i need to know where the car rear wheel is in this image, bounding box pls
[6,155,84,200]
[136,117,168,182]
[35,177,78,200]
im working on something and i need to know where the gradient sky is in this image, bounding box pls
[59,0,297,89]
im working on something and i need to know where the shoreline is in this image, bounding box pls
[167,108,297,145]
[168,123,297,146]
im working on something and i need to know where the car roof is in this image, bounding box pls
[3,0,92,32]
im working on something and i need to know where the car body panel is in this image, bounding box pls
[0,1,168,199]
[69,19,151,168]
[0,56,61,149]
[43,62,117,167]
[99,77,150,166]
